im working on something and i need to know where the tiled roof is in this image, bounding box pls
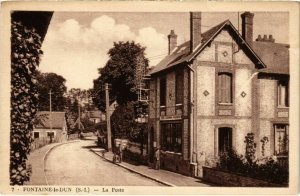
[35,111,66,129]
[149,19,289,76]
[88,111,102,118]
[252,41,289,74]
[148,20,230,75]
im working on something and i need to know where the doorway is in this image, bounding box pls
[149,127,154,163]
[218,127,232,154]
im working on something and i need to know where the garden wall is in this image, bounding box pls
[203,167,287,187]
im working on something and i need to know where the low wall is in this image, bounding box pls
[122,141,148,165]
[203,166,287,187]
[161,152,190,176]
[68,133,79,140]
[31,137,59,151]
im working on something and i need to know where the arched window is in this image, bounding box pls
[218,72,233,104]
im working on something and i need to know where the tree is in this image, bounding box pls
[10,21,42,185]
[36,72,67,111]
[92,41,149,109]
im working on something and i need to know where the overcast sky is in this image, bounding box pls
[39,12,288,90]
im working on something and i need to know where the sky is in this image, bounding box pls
[39,12,288,90]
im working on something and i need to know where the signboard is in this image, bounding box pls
[218,109,232,116]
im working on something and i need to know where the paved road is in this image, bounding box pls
[45,139,162,186]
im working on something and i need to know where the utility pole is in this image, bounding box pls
[105,83,112,151]
[78,96,81,130]
[49,89,53,143]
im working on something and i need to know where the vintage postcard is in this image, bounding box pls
[0,1,299,195]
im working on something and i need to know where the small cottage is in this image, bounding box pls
[33,111,68,143]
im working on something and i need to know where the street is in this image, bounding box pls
[44,138,162,186]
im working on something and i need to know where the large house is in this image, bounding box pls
[33,111,68,143]
[147,12,289,177]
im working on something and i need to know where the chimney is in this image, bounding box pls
[168,30,177,54]
[190,12,202,52]
[269,35,275,43]
[263,34,268,41]
[241,12,254,46]
[256,34,262,41]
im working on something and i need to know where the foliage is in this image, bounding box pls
[218,149,248,174]
[111,102,136,139]
[11,21,42,185]
[36,71,67,111]
[92,41,149,109]
[244,133,256,164]
[81,117,99,132]
[260,136,269,157]
[110,102,147,143]
[216,133,288,184]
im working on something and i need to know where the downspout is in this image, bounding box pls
[187,63,197,175]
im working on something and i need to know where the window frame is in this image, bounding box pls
[46,131,56,138]
[160,122,182,153]
[218,127,233,154]
[33,131,40,139]
[277,80,289,108]
[175,70,184,105]
[159,76,167,107]
[217,72,233,105]
[274,124,289,157]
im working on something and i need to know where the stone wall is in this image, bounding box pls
[196,65,215,116]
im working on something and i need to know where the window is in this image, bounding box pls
[278,80,289,107]
[160,77,166,106]
[161,123,182,153]
[47,131,55,138]
[218,127,232,154]
[218,72,233,104]
[274,124,288,156]
[175,70,184,104]
[33,132,39,139]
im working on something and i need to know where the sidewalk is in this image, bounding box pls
[25,140,79,185]
[90,148,211,187]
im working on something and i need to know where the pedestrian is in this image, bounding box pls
[113,143,121,163]
[154,146,160,170]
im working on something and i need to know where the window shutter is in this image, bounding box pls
[218,73,232,104]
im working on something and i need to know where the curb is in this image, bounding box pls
[90,149,175,187]
[43,140,80,185]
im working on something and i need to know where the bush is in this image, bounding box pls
[216,133,288,184]
[217,150,288,184]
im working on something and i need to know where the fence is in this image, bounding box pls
[30,137,59,151]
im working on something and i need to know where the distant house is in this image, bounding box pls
[33,111,68,143]
[148,12,289,177]
[82,110,106,123]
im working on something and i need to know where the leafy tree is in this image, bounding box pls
[10,21,42,185]
[92,41,149,109]
[36,72,67,111]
